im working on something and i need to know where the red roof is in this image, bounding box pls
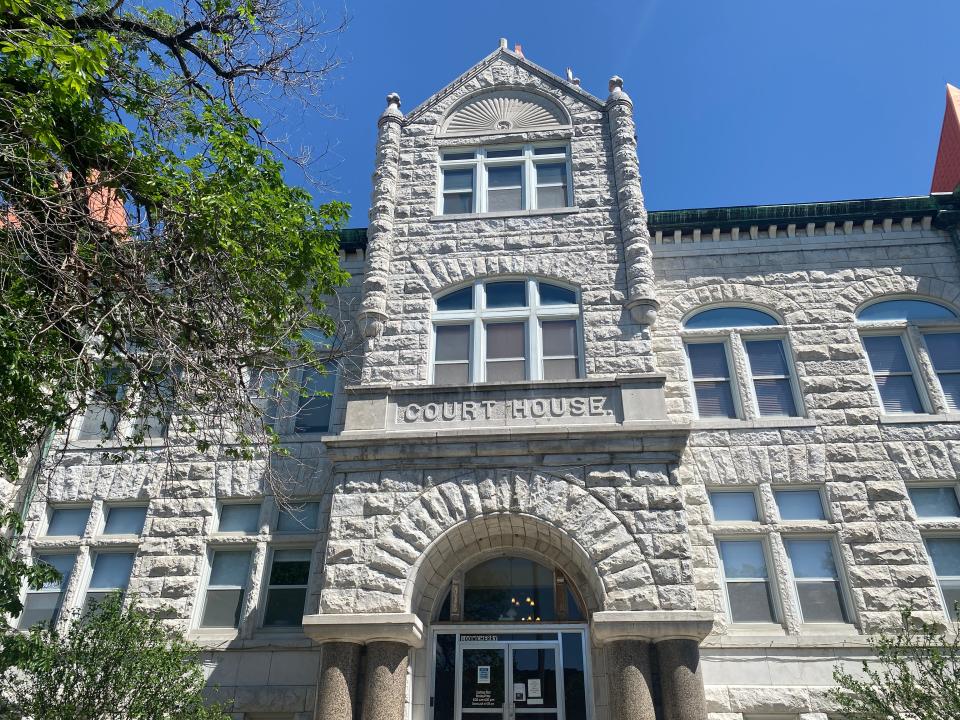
[931,84,960,193]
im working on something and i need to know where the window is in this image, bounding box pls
[783,538,849,623]
[294,329,337,434]
[709,490,759,522]
[909,486,960,519]
[84,552,134,613]
[47,506,91,536]
[263,549,311,626]
[717,540,777,623]
[438,145,571,215]
[200,550,251,628]
[218,503,262,533]
[856,298,960,415]
[102,506,147,535]
[683,307,800,419]
[19,554,76,628]
[75,369,124,440]
[925,537,960,620]
[276,503,319,533]
[432,279,581,384]
[774,489,826,521]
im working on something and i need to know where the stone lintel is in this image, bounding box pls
[591,611,715,645]
[303,613,424,648]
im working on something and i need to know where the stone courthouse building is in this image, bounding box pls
[12,42,960,720]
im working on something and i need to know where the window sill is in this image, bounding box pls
[430,207,580,222]
[691,417,817,430]
[798,622,858,636]
[722,623,787,637]
[879,413,960,424]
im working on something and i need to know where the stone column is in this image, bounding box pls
[360,641,409,720]
[606,75,659,326]
[657,638,707,720]
[605,640,657,720]
[316,641,362,720]
[358,92,404,338]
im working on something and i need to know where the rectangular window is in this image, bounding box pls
[774,489,825,521]
[784,538,849,623]
[263,549,311,627]
[442,168,474,214]
[75,371,124,440]
[218,503,262,533]
[709,491,759,522]
[486,322,526,381]
[276,502,319,533]
[434,325,471,385]
[486,164,523,211]
[47,506,90,536]
[295,367,336,434]
[910,487,960,519]
[535,162,568,209]
[201,550,251,628]
[102,506,147,535]
[745,339,798,417]
[717,540,777,623]
[863,335,924,413]
[926,537,960,620]
[924,333,960,412]
[541,319,579,380]
[19,554,76,628]
[84,552,134,613]
[687,342,737,418]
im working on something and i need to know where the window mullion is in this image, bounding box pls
[914,327,949,414]
[728,332,755,420]
[529,279,541,381]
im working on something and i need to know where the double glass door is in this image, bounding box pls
[459,641,563,720]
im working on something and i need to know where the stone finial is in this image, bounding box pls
[379,92,404,125]
[500,37,508,50]
[607,75,632,106]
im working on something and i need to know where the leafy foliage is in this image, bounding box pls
[0,0,350,482]
[1,593,230,719]
[831,608,960,719]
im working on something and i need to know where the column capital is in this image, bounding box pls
[303,612,425,648]
[591,610,715,645]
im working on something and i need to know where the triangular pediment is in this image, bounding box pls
[404,46,604,125]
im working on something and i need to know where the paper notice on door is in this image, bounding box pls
[477,666,490,684]
[513,683,526,702]
[527,678,542,698]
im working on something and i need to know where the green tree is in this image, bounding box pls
[831,608,960,718]
[0,0,351,483]
[0,509,58,620]
[1,593,230,719]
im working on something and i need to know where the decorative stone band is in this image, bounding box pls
[590,610,716,645]
[303,612,425,649]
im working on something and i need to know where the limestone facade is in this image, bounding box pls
[11,43,960,720]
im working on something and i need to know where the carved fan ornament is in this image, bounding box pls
[443,92,567,136]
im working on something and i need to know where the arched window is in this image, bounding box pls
[682,306,800,420]
[432,279,582,384]
[434,557,585,623]
[856,298,960,415]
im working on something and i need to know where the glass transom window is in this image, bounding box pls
[432,279,582,384]
[439,145,571,215]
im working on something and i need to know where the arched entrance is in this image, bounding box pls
[428,555,592,720]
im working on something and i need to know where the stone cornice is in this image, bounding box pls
[303,612,425,648]
[591,611,716,645]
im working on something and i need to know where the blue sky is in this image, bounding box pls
[293,0,960,226]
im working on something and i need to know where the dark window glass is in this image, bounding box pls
[276,503,319,532]
[18,554,75,628]
[486,147,523,158]
[534,146,566,155]
[687,343,736,418]
[201,551,250,628]
[443,151,475,161]
[264,549,311,626]
[562,632,588,720]
[103,506,147,535]
[784,539,849,623]
[84,553,134,613]
[541,320,579,380]
[487,165,523,211]
[538,283,576,305]
[858,299,957,322]
[218,504,261,533]
[485,281,527,308]
[295,368,336,433]
[684,307,779,329]
[718,540,776,623]
[442,168,474,215]
[863,335,924,413]
[433,633,457,717]
[486,322,526,381]
[925,333,960,412]
[745,340,798,417]
[463,557,556,622]
[436,287,474,311]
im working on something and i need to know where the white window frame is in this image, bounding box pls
[684,337,742,420]
[920,329,960,412]
[859,329,931,415]
[82,549,135,611]
[19,551,78,629]
[260,545,312,629]
[772,486,829,522]
[716,536,781,625]
[907,482,960,520]
[215,501,264,535]
[430,278,583,384]
[437,144,573,216]
[922,534,960,621]
[741,333,804,418]
[99,503,148,537]
[197,546,253,630]
[707,487,763,524]
[44,503,93,537]
[782,534,853,626]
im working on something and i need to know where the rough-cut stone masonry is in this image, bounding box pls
[12,44,960,720]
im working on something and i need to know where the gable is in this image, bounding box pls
[440,89,570,137]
